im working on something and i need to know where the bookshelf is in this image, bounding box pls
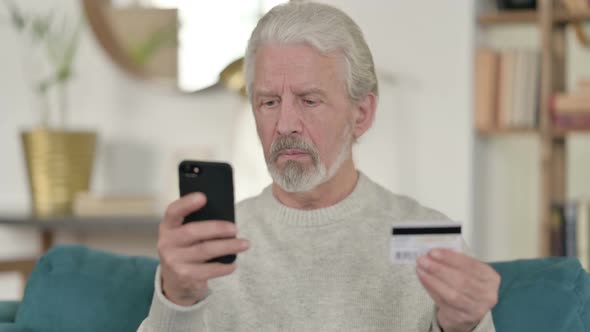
[477,0,590,257]
[479,9,590,25]
[479,10,539,24]
[477,128,541,136]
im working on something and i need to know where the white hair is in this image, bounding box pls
[244,1,379,103]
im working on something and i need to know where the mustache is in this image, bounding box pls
[269,135,319,163]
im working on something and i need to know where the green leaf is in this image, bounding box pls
[4,0,26,31]
[37,77,53,94]
[58,20,81,74]
[30,13,52,41]
[57,66,71,83]
[45,16,63,66]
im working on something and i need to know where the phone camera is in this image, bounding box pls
[182,163,201,178]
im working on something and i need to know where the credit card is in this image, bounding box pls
[390,221,462,264]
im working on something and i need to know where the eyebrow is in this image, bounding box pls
[296,88,326,97]
[253,87,327,99]
[253,89,277,98]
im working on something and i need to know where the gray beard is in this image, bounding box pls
[270,158,328,193]
[266,127,352,193]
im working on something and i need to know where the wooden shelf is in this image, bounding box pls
[0,215,161,233]
[0,215,161,289]
[477,128,590,138]
[478,10,538,25]
[554,11,590,24]
[552,128,590,137]
[477,127,540,136]
[478,10,590,25]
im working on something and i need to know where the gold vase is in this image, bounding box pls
[21,129,97,216]
[220,57,246,97]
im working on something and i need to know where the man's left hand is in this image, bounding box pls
[416,249,500,332]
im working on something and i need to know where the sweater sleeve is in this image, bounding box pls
[430,310,495,332]
[137,265,209,332]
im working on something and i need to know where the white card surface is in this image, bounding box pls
[390,221,463,265]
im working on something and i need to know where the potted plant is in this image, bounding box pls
[4,1,96,216]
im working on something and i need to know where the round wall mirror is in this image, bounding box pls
[82,0,287,94]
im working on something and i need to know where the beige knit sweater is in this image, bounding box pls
[138,172,495,331]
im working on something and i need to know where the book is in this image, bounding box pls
[498,50,516,128]
[577,200,590,271]
[553,112,590,129]
[551,203,565,256]
[552,95,590,129]
[474,48,540,131]
[527,51,540,128]
[553,93,590,113]
[551,89,590,129]
[512,50,526,127]
[562,0,590,11]
[497,49,540,129]
[517,50,539,128]
[550,199,590,271]
[475,49,499,130]
[565,201,578,257]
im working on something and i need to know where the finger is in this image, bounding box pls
[178,262,238,281]
[417,255,488,303]
[416,264,475,313]
[416,266,461,311]
[167,221,238,247]
[176,238,250,263]
[416,266,446,307]
[162,193,207,229]
[429,249,493,282]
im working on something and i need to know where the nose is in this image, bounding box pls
[276,98,303,136]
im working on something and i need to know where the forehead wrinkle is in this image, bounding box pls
[291,85,326,97]
[254,44,344,98]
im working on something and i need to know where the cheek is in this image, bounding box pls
[255,115,276,153]
[306,115,347,148]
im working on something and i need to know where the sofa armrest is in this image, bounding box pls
[0,323,31,332]
[0,302,19,323]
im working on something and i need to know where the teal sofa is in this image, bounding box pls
[0,244,588,332]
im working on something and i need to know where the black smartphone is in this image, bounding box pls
[178,160,236,264]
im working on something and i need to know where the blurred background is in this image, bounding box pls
[0,0,589,300]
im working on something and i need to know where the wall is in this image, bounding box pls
[0,0,476,299]
[320,0,476,242]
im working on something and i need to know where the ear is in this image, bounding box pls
[352,92,377,140]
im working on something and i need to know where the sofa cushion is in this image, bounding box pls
[12,245,590,332]
[15,245,158,332]
[490,257,590,332]
[0,323,32,332]
[0,301,19,323]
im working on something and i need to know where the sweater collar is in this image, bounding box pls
[258,172,372,227]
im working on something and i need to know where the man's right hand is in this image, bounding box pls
[157,192,250,306]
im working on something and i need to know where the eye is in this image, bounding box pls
[259,98,279,109]
[264,100,278,107]
[302,99,318,106]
